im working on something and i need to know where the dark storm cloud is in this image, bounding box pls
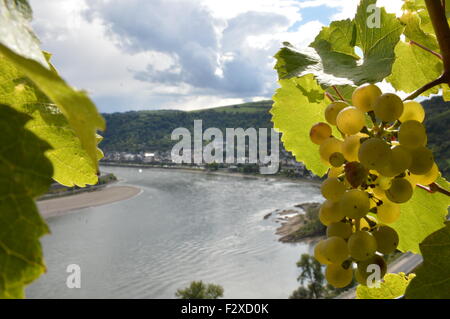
[85,0,291,98]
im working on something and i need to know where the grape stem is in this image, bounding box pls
[404,1,450,101]
[332,85,347,102]
[325,91,335,102]
[417,183,450,196]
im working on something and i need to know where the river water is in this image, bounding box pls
[27,166,323,299]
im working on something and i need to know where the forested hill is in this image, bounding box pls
[100,97,449,177]
[422,96,450,177]
[101,100,273,152]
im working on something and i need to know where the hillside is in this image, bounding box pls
[100,97,449,177]
[101,100,273,153]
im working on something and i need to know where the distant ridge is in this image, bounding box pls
[100,97,449,177]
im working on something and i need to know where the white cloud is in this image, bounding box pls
[28,0,406,113]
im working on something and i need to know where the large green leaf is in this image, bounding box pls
[271,74,337,177]
[387,10,442,96]
[0,105,53,298]
[0,0,48,68]
[274,0,403,86]
[0,54,99,187]
[391,178,450,254]
[356,273,416,299]
[0,45,105,170]
[0,0,105,168]
[405,222,450,299]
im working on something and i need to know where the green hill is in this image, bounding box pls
[100,97,449,177]
[101,100,273,153]
[422,96,450,178]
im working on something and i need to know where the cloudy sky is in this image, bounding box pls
[29,0,403,113]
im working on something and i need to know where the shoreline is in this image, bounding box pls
[100,162,322,187]
[37,185,142,219]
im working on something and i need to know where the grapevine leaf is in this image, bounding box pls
[405,222,450,299]
[387,42,441,96]
[0,54,99,187]
[271,74,337,177]
[0,44,106,168]
[0,0,48,68]
[356,273,416,299]
[387,10,442,96]
[0,105,53,298]
[390,178,450,254]
[274,0,403,86]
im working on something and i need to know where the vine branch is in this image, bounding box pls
[404,74,447,100]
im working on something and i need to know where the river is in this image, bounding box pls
[27,166,323,299]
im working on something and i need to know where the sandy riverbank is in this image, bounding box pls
[37,186,142,219]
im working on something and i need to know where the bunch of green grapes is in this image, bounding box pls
[310,84,441,288]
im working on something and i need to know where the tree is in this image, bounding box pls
[290,254,325,299]
[175,281,224,299]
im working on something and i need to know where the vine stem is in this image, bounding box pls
[426,0,450,71]
[409,40,443,60]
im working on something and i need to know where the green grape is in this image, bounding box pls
[357,255,387,284]
[352,83,382,112]
[345,161,368,188]
[390,145,412,175]
[328,166,344,178]
[348,231,377,261]
[327,222,353,239]
[377,146,411,177]
[358,138,391,171]
[355,268,367,285]
[322,236,349,264]
[325,264,353,288]
[314,240,331,265]
[398,120,427,149]
[342,135,361,162]
[372,226,399,254]
[336,106,366,135]
[377,175,393,190]
[319,200,345,226]
[325,101,349,125]
[409,146,434,175]
[399,100,425,123]
[310,122,332,145]
[377,163,398,178]
[319,137,344,165]
[385,178,413,203]
[329,152,346,167]
[377,199,401,224]
[410,162,440,186]
[339,189,370,219]
[321,177,346,202]
[373,93,404,122]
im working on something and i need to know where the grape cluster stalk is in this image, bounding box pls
[311,84,440,288]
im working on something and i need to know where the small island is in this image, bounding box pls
[266,202,325,243]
